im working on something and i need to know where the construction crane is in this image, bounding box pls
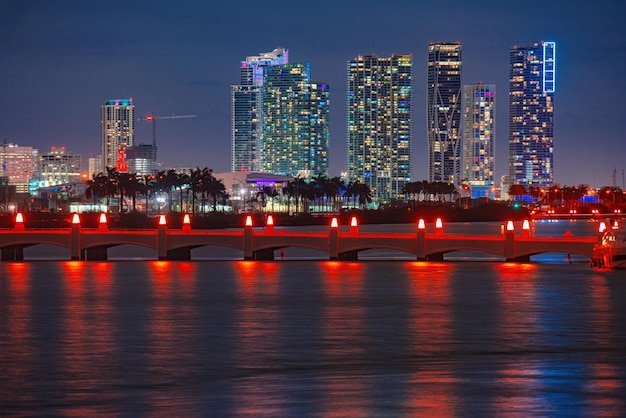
[138,113,196,146]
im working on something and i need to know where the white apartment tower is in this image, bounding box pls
[462,83,496,199]
[101,98,134,172]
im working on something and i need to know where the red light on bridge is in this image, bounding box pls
[14,212,24,230]
[599,222,607,233]
[98,213,108,231]
[266,215,274,233]
[506,220,514,232]
[330,218,338,228]
[417,218,426,230]
[245,215,253,227]
[72,213,80,225]
[350,216,358,227]
[159,215,167,226]
[435,218,443,229]
[522,219,530,230]
[182,213,191,232]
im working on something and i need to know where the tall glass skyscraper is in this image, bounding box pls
[231,47,288,172]
[427,42,462,185]
[509,41,555,187]
[101,98,134,172]
[263,62,329,177]
[462,83,496,199]
[347,54,412,200]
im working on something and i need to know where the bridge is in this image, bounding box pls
[0,213,599,262]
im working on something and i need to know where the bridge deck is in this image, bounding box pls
[0,226,598,261]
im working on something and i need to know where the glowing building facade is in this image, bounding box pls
[39,146,81,187]
[101,98,134,172]
[126,144,157,176]
[1,143,38,193]
[347,54,412,200]
[231,47,288,172]
[263,62,329,176]
[462,83,496,199]
[509,41,555,187]
[427,42,462,185]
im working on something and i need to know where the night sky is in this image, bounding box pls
[1,0,625,188]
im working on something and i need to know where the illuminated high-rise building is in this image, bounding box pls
[263,62,329,176]
[39,146,82,187]
[427,42,462,184]
[347,54,412,200]
[101,98,134,172]
[509,41,555,187]
[462,83,496,199]
[231,47,288,172]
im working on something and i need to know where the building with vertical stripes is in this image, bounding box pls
[427,42,462,185]
[509,41,555,188]
[231,47,288,172]
[347,54,412,200]
[462,83,496,199]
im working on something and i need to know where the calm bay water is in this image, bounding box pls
[1,220,625,416]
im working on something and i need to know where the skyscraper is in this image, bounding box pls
[427,42,462,185]
[231,47,288,172]
[347,54,412,200]
[462,83,496,199]
[263,62,329,177]
[101,98,134,172]
[509,41,555,188]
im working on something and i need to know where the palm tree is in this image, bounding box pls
[85,173,108,207]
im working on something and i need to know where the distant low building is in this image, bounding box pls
[126,144,157,176]
[0,142,38,193]
[214,171,294,213]
[39,146,82,187]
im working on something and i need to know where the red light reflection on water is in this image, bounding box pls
[585,275,624,412]
[405,261,457,415]
[493,262,546,413]
[318,261,368,415]
[3,263,34,404]
[59,260,117,414]
[232,260,284,416]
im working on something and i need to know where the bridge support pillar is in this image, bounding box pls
[71,224,81,260]
[244,225,253,260]
[158,224,167,260]
[329,228,338,260]
[505,230,515,261]
[1,246,24,261]
[415,229,426,260]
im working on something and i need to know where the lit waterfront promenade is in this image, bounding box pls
[0,213,599,262]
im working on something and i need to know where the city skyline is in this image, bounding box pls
[1,0,625,188]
